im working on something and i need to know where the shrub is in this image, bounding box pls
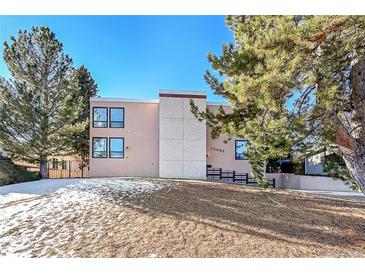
[0,157,40,186]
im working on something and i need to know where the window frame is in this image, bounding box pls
[235,140,249,160]
[109,137,125,159]
[92,107,108,128]
[92,137,108,158]
[109,107,125,128]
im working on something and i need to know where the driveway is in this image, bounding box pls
[287,189,365,201]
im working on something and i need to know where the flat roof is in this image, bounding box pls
[90,97,159,103]
[206,101,229,106]
[91,95,229,106]
[159,89,206,96]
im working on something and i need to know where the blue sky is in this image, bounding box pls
[0,16,232,102]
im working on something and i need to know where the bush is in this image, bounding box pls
[0,157,40,186]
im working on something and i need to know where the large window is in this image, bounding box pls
[92,137,107,158]
[93,107,108,128]
[109,108,125,128]
[109,138,124,158]
[235,140,248,160]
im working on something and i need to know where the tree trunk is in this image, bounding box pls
[340,57,365,195]
[39,157,48,178]
[342,150,365,194]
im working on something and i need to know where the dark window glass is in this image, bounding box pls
[52,158,58,169]
[109,138,124,158]
[93,107,107,127]
[235,140,248,160]
[110,108,124,128]
[93,137,107,158]
[61,160,67,170]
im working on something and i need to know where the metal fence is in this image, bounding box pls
[206,167,275,188]
[47,160,89,179]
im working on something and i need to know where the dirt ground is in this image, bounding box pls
[1,178,365,257]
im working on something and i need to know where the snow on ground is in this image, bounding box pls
[0,177,171,257]
[0,178,77,204]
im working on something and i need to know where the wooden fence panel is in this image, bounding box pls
[47,160,89,179]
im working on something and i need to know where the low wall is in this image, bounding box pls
[298,175,353,192]
[264,173,283,189]
[266,173,354,192]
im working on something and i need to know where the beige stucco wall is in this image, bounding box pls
[206,105,253,175]
[159,95,206,179]
[89,99,159,177]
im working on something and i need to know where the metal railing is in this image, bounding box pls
[206,168,223,180]
[206,167,275,188]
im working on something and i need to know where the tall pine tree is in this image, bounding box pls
[62,65,98,164]
[0,26,80,178]
[191,16,365,194]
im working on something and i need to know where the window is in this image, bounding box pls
[52,158,58,169]
[61,160,67,170]
[109,138,124,158]
[235,140,248,160]
[109,108,125,128]
[92,137,107,158]
[93,107,108,127]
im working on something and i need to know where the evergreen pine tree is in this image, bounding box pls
[62,65,98,165]
[0,26,80,178]
[191,16,365,193]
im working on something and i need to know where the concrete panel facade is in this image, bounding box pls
[159,91,207,179]
[159,160,183,178]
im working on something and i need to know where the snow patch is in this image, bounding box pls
[0,177,172,257]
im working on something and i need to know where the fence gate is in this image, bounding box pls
[47,160,89,179]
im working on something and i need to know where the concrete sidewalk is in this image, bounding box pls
[288,189,365,201]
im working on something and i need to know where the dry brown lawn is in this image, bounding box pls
[111,180,365,258]
[1,178,365,257]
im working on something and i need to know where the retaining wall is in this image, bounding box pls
[266,173,354,192]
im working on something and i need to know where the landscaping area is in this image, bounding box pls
[0,177,365,257]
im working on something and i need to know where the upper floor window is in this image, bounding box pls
[92,137,107,158]
[109,137,124,158]
[235,140,248,160]
[93,107,108,128]
[109,108,125,128]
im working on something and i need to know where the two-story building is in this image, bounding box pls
[89,90,252,179]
